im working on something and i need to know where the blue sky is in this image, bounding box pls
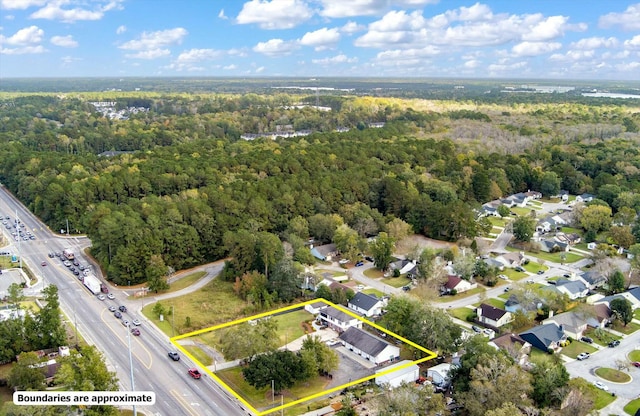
[0,0,639,79]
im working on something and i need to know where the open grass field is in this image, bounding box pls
[591,384,616,409]
[272,309,315,345]
[503,268,527,281]
[624,398,640,416]
[165,271,207,293]
[449,307,475,321]
[142,277,249,337]
[183,344,213,366]
[523,261,546,273]
[560,340,597,359]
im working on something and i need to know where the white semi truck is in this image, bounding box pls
[83,274,101,295]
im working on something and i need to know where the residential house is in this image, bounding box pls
[348,292,384,317]
[496,252,525,268]
[489,333,531,366]
[555,232,581,245]
[587,242,597,250]
[577,271,606,290]
[476,303,513,328]
[543,311,588,339]
[479,204,499,218]
[375,360,419,388]
[319,306,362,333]
[389,260,417,276]
[426,363,453,387]
[305,301,328,315]
[442,276,476,294]
[504,295,525,313]
[310,244,338,261]
[576,193,595,203]
[594,287,640,310]
[339,327,400,365]
[585,304,612,328]
[524,190,542,200]
[538,239,569,253]
[554,279,589,300]
[483,257,505,271]
[519,323,567,352]
[559,190,569,201]
[536,215,568,234]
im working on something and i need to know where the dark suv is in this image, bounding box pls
[608,340,620,348]
[119,305,127,313]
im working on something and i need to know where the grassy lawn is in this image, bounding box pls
[629,350,640,362]
[364,268,384,279]
[634,309,640,320]
[529,251,583,264]
[560,340,597,359]
[583,328,622,347]
[166,271,207,293]
[362,288,384,298]
[592,385,616,410]
[473,298,506,309]
[612,321,640,335]
[523,261,546,273]
[560,227,582,234]
[595,367,631,383]
[449,307,475,321]
[624,398,640,416]
[183,344,213,366]
[142,277,249,337]
[435,286,486,303]
[216,365,330,412]
[316,269,346,277]
[498,292,511,300]
[381,275,411,288]
[487,217,509,227]
[511,207,533,216]
[272,309,315,345]
[503,269,528,281]
[490,226,503,235]
[529,347,550,361]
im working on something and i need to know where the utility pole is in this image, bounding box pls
[66,218,69,236]
[171,305,175,338]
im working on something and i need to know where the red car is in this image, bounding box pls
[632,362,640,368]
[130,328,140,336]
[188,368,201,379]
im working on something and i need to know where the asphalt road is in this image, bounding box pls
[0,185,247,416]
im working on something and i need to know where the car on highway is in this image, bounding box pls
[118,305,127,313]
[48,252,54,258]
[63,261,71,267]
[132,318,141,326]
[130,327,140,336]
[168,352,180,361]
[188,368,202,379]
[593,381,608,391]
[608,340,620,348]
[108,306,116,312]
[122,320,130,327]
[41,261,46,266]
[107,293,115,300]
[580,336,593,344]
[97,294,105,301]
[114,311,122,319]
[576,352,590,361]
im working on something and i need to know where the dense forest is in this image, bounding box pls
[0,90,639,285]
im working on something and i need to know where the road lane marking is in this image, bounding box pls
[100,309,154,369]
[169,389,200,416]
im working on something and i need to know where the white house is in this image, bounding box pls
[442,276,476,294]
[339,327,400,365]
[427,363,452,387]
[318,306,362,333]
[477,303,513,328]
[348,292,384,317]
[375,360,419,388]
[304,301,328,315]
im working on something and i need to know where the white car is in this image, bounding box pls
[498,274,509,280]
[132,319,141,326]
[356,284,365,291]
[593,381,608,391]
[107,293,115,300]
[576,352,590,361]
[97,294,106,301]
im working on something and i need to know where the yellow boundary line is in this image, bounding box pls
[170,298,437,415]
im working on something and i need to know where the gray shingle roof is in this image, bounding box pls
[349,292,380,312]
[339,327,391,357]
[321,306,354,323]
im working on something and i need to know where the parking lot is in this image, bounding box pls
[0,268,25,299]
[325,345,376,390]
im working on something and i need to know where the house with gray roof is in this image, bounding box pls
[543,311,588,339]
[310,244,338,261]
[319,306,362,333]
[578,271,606,290]
[554,279,589,300]
[519,323,567,352]
[594,287,640,310]
[538,239,569,253]
[339,327,400,365]
[348,292,384,317]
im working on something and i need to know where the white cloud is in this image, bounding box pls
[599,3,640,31]
[0,44,45,54]
[549,49,595,62]
[299,27,340,50]
[255,66,265,73]
[463,59,480,68]
[116,25,126,34]
[571,37,618,50]
[253,38,298,56]
[60,55,81,64]
[218,8,227,19]
[29,0,122,23]
[125,49,170,59]
[341,21,364,34]
[119,28,187,52]
[512,41,561,57]
[4,14,14,19]
[50,34,77,47]
[487,60,527,74]
[624,35,640,48]
[615,61,640,71]
[0,0,46,10]
[176,48,222,63]
[311,54,358,65]
[223,64,237,70]
[318,0,388,18]
[0,24,43,45]
[522,15,568,41]
[236,0,312,29]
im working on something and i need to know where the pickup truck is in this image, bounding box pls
[188,368,201,379]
